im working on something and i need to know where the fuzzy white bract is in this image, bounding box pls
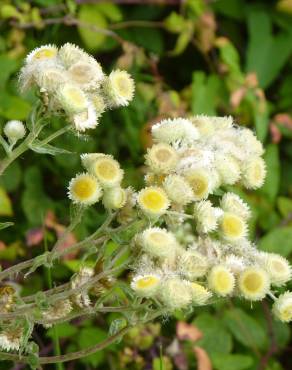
[3,120,26,143]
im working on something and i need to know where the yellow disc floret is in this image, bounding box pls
[68,173,102,206]
[272,292,292,323]
[89,156,124,188]
[131,274,160,297]
[220,212,247,241]
[238,267,270,301]
[137,186,170,217]
[185,169,211,200]
[145,143,178,174]
[208,265,235,297]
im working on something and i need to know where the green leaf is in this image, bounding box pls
[191,72,222,115]
[0,94,31,120]
[193,313,233,354]
[259,144,280,202]
[164,12,186,33]
[277,196,292,217]
[0,161,22,192]
[78,327,108,367]
[108,318,127,338]
[96,3,122,22]
[47,322,78,339]
[258,226,292,256]
[78,5,107,51]
[0,55,19,85]
[169,22,194,56]
[0,221,13,230]
[211,353,254,370]
[29,141,71,155]
[246,8,292,88]
[0,186,13,216]
[223,308,267,349]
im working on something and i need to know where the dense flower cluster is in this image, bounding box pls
[19,44,134,132]
[129,116,291,321]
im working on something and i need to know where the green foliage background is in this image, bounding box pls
[0,0,292,369]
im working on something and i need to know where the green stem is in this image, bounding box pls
[44,226,64,370]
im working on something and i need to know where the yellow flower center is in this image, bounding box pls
[272,260,285,273]
[216,271,232,291]
[136,276,158,289]
[140,190,167,212]
[150,231,166,244]
[72,178,96,200]
[116,76,130,96]
[281,304,292,321]
[95,160,118,180]
[222,214,243,238]
[242,272,262,292]
[187,174,208,198]
[155,148,172,162]
[67,87,86,106]
[33,48,57,60]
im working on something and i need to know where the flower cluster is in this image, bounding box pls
[68,152,127,210]
[130,116,292,322]
[19,44,134,132]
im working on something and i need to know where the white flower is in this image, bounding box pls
[194,200,221,233]
[67,60,104,90]
[102,187,127,210]
[152,118,199,144]
[3,120,26,143]
[273,292,292,323]
[137,186,170,217]
[238,267,270,301]
[160,278,192,309]
[241,157,266,189]
[58,83,89,113]
[25,44,58,64]
[0,327,22,352]
[140,227,177,259]
[178,250,209,279]
[257,252,291,287]
[190,282,212,305]
[145,143,178,174]
[58,43,91,67]
[208,265,235,297]
[131,273,161,297]
[68,173,103,205]
[72,103,98,132]
[103,70,135,107]
[220,193,251,220]
[88,155,124,188]
[163,174,194,206]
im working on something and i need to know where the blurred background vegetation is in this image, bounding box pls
[0,0,292,369]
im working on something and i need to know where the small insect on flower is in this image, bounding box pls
[220,192,251,220]
[152,118,199,144]
[185,169,212,200]
[88,155,124,188]
[194,200,221,233]
[68,173,102,206]
[272,292,292,323]
[258,253,291,287]
[131,274,161,297]
[219,212,247,242]
[0,327,23,352]
[241,157,266,189]
[179,250,209,279]
[104,70,135,107]
[140,227,177,259]
[25,44,58,64]
[102,187,127,210]
[208,265,235,297]
[215,154,241,186]
[163,174,194,206]
[190,282,212,305]
[58,83,89,114]
[3,120,26,143]
[145,143,178,174]
[161,278,192,310]
[137,186,170,217]
[238,267,270,301]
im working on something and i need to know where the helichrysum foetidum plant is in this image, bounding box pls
[0,45,291,366]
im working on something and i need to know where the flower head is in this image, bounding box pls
[131,274,161,297]
[160,278,192,310]
[102,187,127,210]
[220,193,251,220]
[194,200,221,233]
[258,253,291,287]
[3,120,26,143]
[219,212,247,242]
[25,44,58,64]
[179,250,209,279]
[152,118,199,144]
[163,174,194,206]
[273,292,292,323]
[190,282,212,305]
[145,143,178,174]
[72,103,98,132]
[0,327,23,352]
[185,169,212,200]
[58,83,88,113]
[140,227,177,259]
[242,157,266,189]
[238,267,270,301]
[103,70,135,107]
[68,173,102,205]
[208,265,235,297]
[137,186,170,217]
[88,155,124,188]
[67,60,104,90]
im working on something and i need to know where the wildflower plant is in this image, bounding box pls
[0,45,291,368]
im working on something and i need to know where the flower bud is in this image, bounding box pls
[3,120,26,143]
